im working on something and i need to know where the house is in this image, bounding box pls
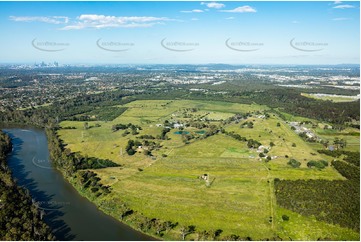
[173,123,184,129]
[306,132,315,139]
[257,145,270,153]
[200,174,208,180]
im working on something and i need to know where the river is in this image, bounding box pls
[2,127,152,241]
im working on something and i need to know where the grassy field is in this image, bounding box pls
[58,99,359,240]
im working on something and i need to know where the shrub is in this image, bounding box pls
[287,159,301,168]
[127,149,135,156]
[307,160,328,169]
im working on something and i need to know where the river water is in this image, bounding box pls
[2,127,152,241]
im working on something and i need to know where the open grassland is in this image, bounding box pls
[224,117,346,180]
[275,207,359,240]
[58,99,358,240]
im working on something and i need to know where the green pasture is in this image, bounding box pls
[58,99,358,240]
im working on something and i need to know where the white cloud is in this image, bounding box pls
[292,20,300,24]
[191,18,199,21]
[62,22,155,30]
[334,1,343,4]
[333,4,355,9]
[225,17,235,20]
[201,2,225,9]
[9,16,69,24]
[78,15,167,23]
[60,15,171,30]
[220,6,257,13]
[180,9,204,13]
[333,17,350,21]
[10,14,176,30]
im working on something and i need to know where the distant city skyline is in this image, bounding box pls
[0,1,359,65]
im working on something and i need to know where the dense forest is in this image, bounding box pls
[0,131,55,240]
[275,151,360,231]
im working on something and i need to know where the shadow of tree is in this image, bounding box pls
[5,132,75,240]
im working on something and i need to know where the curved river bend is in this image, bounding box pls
[2,127,152,241]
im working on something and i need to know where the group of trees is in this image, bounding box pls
[287,159,301,168]
[180,133,194,144]
[247,139,262,149]
[70,106,128,122]
[112,123,142,136]
[188,121,208,129]
[224,131,248,142]
[72,155,120,170]
[259,152,272,161]
[317,150,359,167]
[198,125,220,139]
[298,132,317,143]
[224,131,264,153]
[241,121,254,129]
[332,137,347,149]
[0,131,55,240]
[221,113,250,126]
[306,160,328,169]
[137,134,156,140]
[275,152,359,231]
[125,139,158,156]
[125,140,137,155]
[332,159,359,181]
[77,170,111,196]
[160,127,171,140]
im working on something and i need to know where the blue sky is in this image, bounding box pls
[0,1,359,65]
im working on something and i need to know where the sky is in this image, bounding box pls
[0,1,359,65]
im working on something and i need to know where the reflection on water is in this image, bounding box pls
[3,128,152,241]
